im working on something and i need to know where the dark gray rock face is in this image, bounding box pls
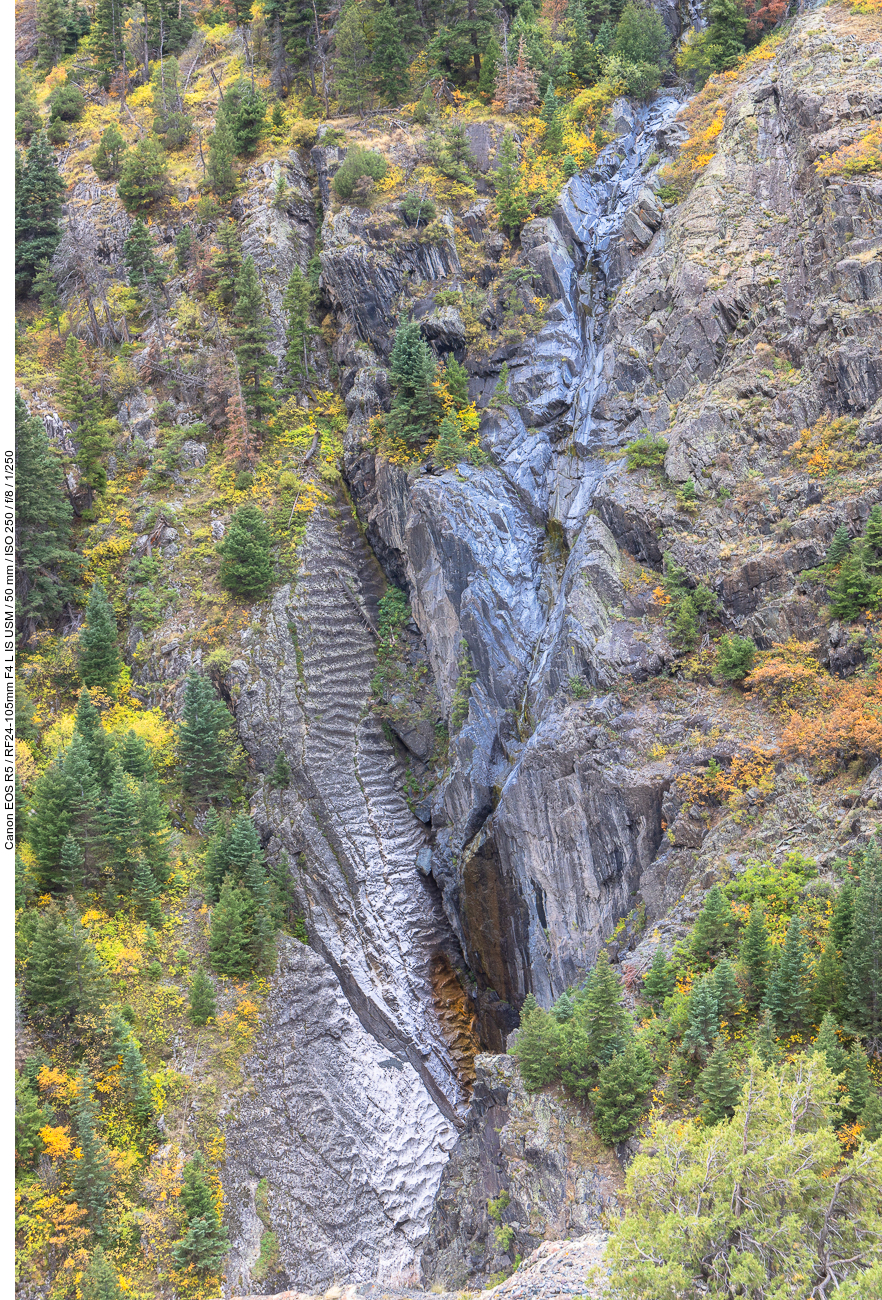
[344,100,682,1034]
[420,1054,621,1288]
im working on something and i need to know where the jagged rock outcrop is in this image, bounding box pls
[421,1054,621,1287]
[592,7,882,645]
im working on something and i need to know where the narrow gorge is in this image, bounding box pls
[13,2,882,1298]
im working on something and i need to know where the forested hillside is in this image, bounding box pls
[14,0,882,1296]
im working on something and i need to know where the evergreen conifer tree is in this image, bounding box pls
[214,219,243,309]
[739,903,770,1010]
[118,730,154,780]
[175,225,193,270]
[74,688,114,789]
[690,884,734,962]
[477,35,500,96]
[203,819,230,904]
[15,1072,49,1168]
[863,504,882,575]
[91,0,126,86]
[429,0,496,81]
[63,732,103,872]
[334,0,374,114]
[493,129,531,236]
[643,947,675,1010]
[592,1039,655,1144]
[117,134,169,212]
[172,1150,229,1272]
[29,760,77,892]
[58,336,109,501]
[441,356,470,409]
[269,750,292,788]
[93,123,126,180]
[813,931,844,1018]
[133,857,163,926]
[151,56,193,150]
[695,1035,743,1125]
[206,113,238,198]
[683,975,719,1065]
[753,1008,782,1067]
[189,965,217,1025]
[222,80,267,154]
[826,524,851,567]
[512,1002,563,1090]
[72,1068,112,1233]
[763,912,812,1036]
[612,0,671,66]
[34,258,62,333]
[702,0,747,67]
[842,1041,872,1122]
[59,833,85,895]
[813,1012,847,1076]
[373,1,410,102]
[281,265,316,395]
[386,319,438,445]
[26,902,78,1015]
[843,842,882,1043]
[217,504,274,600]
[14,392,78,641]
[79,582,122,690]
[179,672,230,799]
[209,875,252,976]
[138,780,171,885]
[123,218,167,301]
[580,948,630,1069]
[15,131,66,294]
[225,813,263,878]
[233,257,275,430]
[434,415,469,467]
[81,1245,125,1300]
[553,990,575,1023]
[37,0,68,68]
[830,876,856,953]
[711,958,741,1023]
[103,771,140,897]
[830,547,874,622]
[569,0,602,83]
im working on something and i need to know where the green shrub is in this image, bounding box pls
[333,147,388,202]
[716,633,755,682]
[401,190,438,227]
[49,83,85,122]
[625,433,668,471]
[234,471,254,491]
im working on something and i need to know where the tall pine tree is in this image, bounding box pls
[232,257,275,431]
[764,912,812,1036]
[15,130,66,295]
[78,582,122,690]
[15,392,78,642]
[281,265,316,396]
[843,842,882,1045]
[179,672,230,799]
[72,1068,112,1234]
[217,504,274,600]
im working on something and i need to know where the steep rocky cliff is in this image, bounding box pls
[15,3,882,1296]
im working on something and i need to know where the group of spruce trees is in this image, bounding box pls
[514,846,882,1144]
[825,503,882,623]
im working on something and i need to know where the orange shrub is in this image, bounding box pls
[781,676,882,771]
[816,121,882,178]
